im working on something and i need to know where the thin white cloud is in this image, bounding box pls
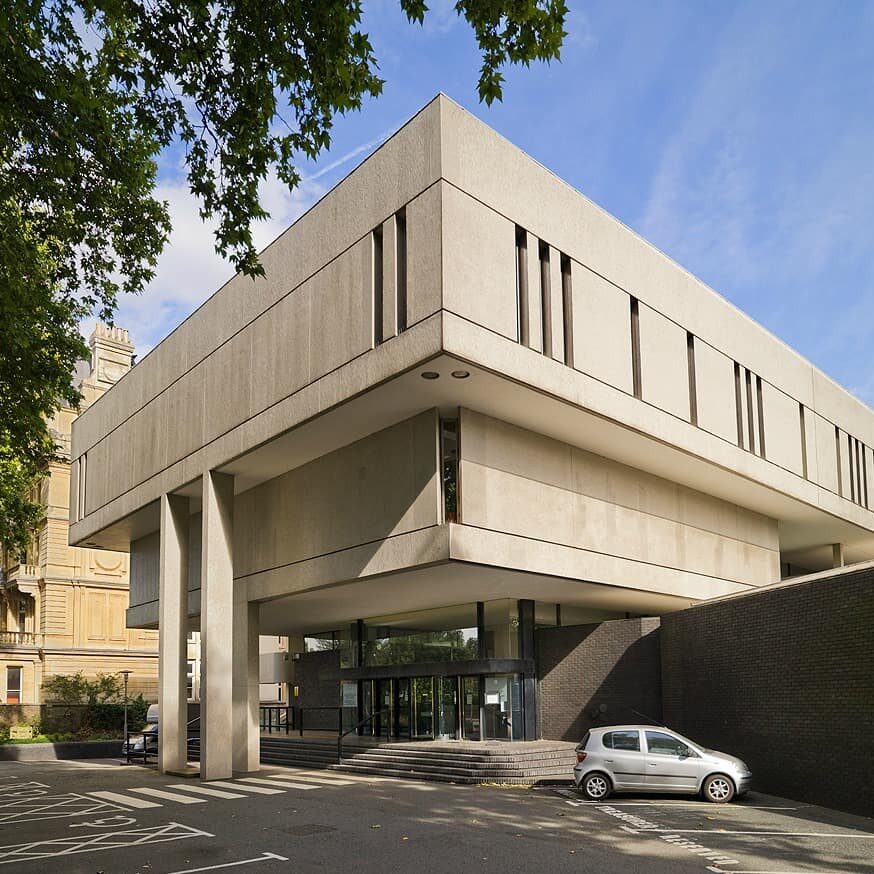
[302,125,399,183]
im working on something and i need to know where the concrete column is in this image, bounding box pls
[832,543,845,569]
[200,471,234,781]
[232,588,260,773]
[158,493,189,773]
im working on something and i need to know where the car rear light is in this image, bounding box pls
[576,751,587,763]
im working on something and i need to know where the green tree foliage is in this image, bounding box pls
[42,670,150,734]
[0,1,566,550]
[42,670,124,704]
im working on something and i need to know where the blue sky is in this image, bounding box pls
[109,0,874,404]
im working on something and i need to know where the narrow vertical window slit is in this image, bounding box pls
[372,225,383,347]
[630,298,642,400]
[539,240,552,358]
[395,209,407,333]
[799,404,808,480]
[745,370,755,454]
[734,363,744,448]
[561,254,573,368]
[515,226,529,346]
[687,332,698,426]
[756,376,766,458]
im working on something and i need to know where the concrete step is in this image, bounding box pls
[336,754,571,779]
[188,737,576,784]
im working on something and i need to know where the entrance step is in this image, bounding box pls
[187,737,575,785]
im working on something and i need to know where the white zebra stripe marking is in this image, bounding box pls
[238,777,317,791]
[88,791,161,809]
[128,787,207,804]
[166,784,246,800]
[206,781,284,795]
[264,773,352,786]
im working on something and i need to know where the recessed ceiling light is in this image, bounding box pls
[421,371,440,380]
[451,370,470,379]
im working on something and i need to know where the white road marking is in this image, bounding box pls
[239,777,317,791]
[128,787,207,804]
[161,852,289,873]
[0,821,211,865]
[87,791,161,809]
[166,784,246,799]
[708,869,825,874]
[48,760,117,770]
[643,828,874,838]
[207,781,285,795]
[264,772,352,786]
[554,791,795,810]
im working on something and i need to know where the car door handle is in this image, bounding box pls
[604,759,613,764]
[648,763,658,767]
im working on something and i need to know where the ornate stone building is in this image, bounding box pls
[0,325,159,704]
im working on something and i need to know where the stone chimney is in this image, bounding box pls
[89,324,135,388]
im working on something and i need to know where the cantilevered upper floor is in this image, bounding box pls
[70,94,874,590]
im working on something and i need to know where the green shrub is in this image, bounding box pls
[84,696,148,734]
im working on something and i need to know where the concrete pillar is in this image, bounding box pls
[832,543,845,569]
[158,493,189,773]
[200,471,234,781]
[232,589,260,773]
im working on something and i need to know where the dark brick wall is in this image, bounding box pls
[661,566,874,817]
[295,650,340,730]
[536,618,662,742]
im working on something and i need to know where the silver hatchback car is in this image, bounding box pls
[574,725,752,803]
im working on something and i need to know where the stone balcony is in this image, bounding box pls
[0,630,43,648]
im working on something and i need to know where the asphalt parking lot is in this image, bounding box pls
[0,759,871,873]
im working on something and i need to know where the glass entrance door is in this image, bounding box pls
[411,677,434,739]
[374,679,393,739]
[482,675,522,741]
[395,678,411,740]
[436,677,458,739]
[461,676,481,740]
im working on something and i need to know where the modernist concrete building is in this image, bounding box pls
[69,96,874,779]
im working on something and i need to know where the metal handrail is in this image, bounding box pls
[337,708,391,764]
[260,705,293,735]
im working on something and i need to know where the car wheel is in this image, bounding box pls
[702,774,735,803]
[581,772,612,801]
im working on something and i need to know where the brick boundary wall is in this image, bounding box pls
[536,618,662,742]
[661,565,874,818]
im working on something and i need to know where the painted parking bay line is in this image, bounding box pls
[639,828,874,838]
[238,777,318,791]
[88,790,161,809]
[128,787,208,804]
[166,784,247,800]
[162,852,289,873]
[207,781,285,795]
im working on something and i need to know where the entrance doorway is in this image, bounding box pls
[356,673,523,741]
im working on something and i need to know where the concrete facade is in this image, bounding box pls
[68,96,874,776]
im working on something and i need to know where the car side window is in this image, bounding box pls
[602,730,640,752]
[645,731,691,757]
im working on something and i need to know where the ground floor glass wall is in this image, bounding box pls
[306,598,633,742]
[356,673,524,741]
